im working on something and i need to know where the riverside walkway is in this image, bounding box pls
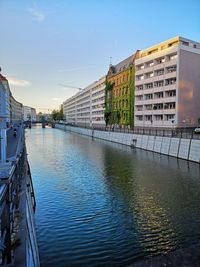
[0,125,39,266]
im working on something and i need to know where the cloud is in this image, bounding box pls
[58,65,96,73]
[52,98,62,101]
[7,77,30,87]
[28,8,45,22]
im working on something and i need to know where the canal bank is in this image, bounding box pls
[55,124,200,163]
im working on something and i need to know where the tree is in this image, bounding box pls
[51,107,64,121]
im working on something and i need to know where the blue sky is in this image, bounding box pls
[1,0,200,112]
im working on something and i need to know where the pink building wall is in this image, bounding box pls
[178,49,200,127]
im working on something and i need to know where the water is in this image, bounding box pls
[26,126,200,267]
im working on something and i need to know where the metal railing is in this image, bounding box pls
[0,128,37,266]
[57,123,200,140]
[0,154,24,265]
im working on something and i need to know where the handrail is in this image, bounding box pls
[57,123,200,140]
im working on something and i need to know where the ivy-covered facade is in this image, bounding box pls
[105,51,139,127]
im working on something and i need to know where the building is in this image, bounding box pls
[105,51,139,128]
[63,76,106,127]
[10,93,23,123]
[0,74,10,127]
[134,36,200,128]
[23,106,37,122]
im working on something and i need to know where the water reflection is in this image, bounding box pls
[26,127,200,267]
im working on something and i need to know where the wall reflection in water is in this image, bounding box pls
[26,127,200,267]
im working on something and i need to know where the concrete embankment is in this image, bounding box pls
[55,124,200,164]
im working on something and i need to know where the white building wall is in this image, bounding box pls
[63,76,106,127]
[23,106,37,122]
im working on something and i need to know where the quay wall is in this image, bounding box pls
[55,124,200,164]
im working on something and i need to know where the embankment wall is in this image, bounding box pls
[55,124,200,163]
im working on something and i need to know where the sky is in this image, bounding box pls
[1,0,200,113]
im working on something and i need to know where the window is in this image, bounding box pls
[136,85,143,91]
[165,90,176,97]
[165,78,176,86]
[154,92,163,98]
[146,61,154,67]
[166,66,176,73]
[182,41,189,46]
[154,81,164,87]
[165,114,175,121]
[145,115,152,121]
[145,83,153,89]
[136,115,143,121]
[145,104,152,110]
[155,69,164,76]
[144,94,153,100]
[155,115,163,121]
[164,102,175,109]
[145,72,154,78]
[169,53,177,61]
[156,57,165,64]
[136,105,143,111]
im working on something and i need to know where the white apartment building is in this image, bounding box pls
[134,36,200,128]
[23,106,37,122]
[63,76,106,127]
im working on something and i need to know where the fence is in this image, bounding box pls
[0,147,37,265]
[58,123,200,140]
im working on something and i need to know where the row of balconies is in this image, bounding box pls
[135,58,177,76]
[135,77,176,91]
[136,53,177,70]
[136,91,176,100]
[136,66,176,81]
[135,114,175,121]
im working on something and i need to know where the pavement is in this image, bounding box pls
[0,125,22,161]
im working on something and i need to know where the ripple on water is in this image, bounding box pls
[26,127,200,267]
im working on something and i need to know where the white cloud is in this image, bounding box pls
[52,98,62,101]
[7,77,30,87]
[28,8,45,22]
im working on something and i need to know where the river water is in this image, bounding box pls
[25,126,200,267]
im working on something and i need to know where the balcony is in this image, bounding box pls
[135,79,144,86]
[153,63,165,71]
[153,75,165,82]
[135,90,144,96]
[164,83,176,91]
[143,77,154,84]
[135,110,143,115]
[165,58,177,67]
[135,68,144,76]
[153,86,164,93]
[163,109,176,114]
[164,72,177,79]
[143,88,153,94]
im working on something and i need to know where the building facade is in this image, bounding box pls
[105,52,139,128]
[23,106,37,122]
[134,36,200,128]
[63,76,106,127]
[0,74,10,127]
[10,93,23,123]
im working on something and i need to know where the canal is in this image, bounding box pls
[26,126,200,267]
